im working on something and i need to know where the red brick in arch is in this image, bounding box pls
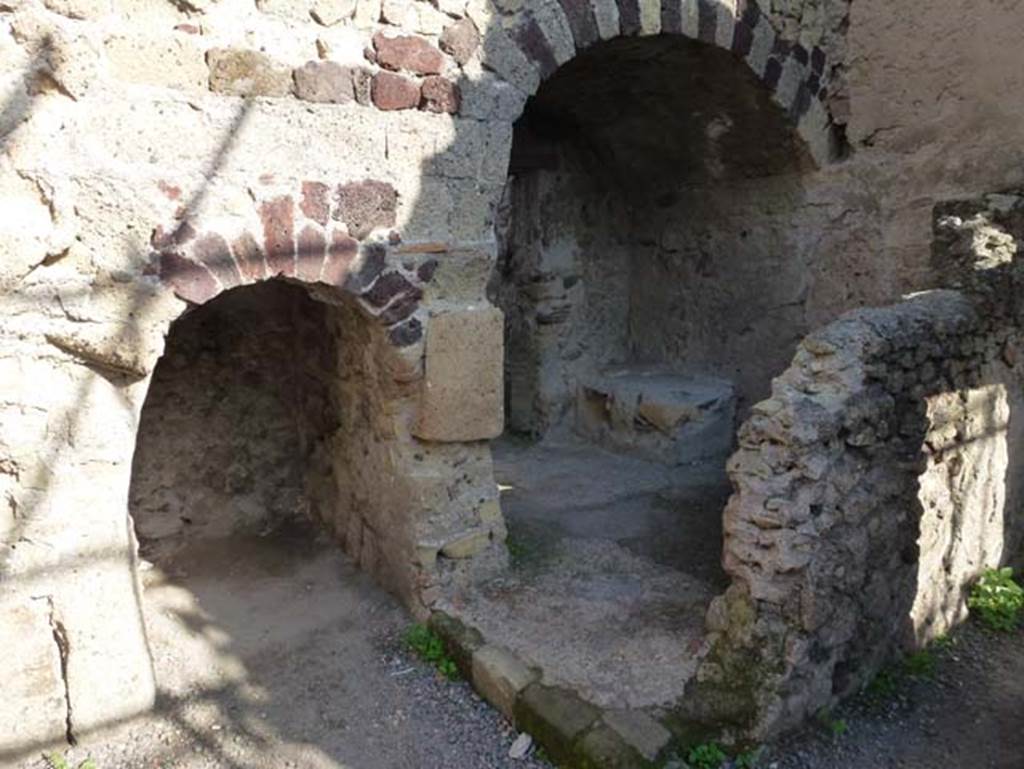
[152,179,429,348]
[504,0,839,165]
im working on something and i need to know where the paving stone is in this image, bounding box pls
[513,684,600,764]
[603,708,672,761]
[471,644,538,720]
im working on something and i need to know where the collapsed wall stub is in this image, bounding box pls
[687,191,1024,740]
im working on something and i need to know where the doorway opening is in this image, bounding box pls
[469,35,815,708]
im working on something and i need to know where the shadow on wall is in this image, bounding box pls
[684,191,1024,740]
[2,0,847,762]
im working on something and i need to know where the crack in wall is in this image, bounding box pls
[41,595,75,746]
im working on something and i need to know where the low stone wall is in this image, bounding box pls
[688,192,1024,739]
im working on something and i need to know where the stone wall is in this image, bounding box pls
[491,136,633,435]
[688,191,1024,739]
[4,0,1024,757]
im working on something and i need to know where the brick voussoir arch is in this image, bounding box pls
[496,0,838,165]
[152,178,432,349]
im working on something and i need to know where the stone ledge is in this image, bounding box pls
[429,610,673,768]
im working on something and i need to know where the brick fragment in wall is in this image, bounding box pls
[160,251,219,304]
[420,76,460,114]
[509,14,558,78]
[207,48,292,97]
[361,271,420,309]
[232,232,266,282]
[192,232,241,289]
[348,242,388,292]
[151,221,196,250]
[296,224,328,282]
[555,0,599,49]
[371,71,421,111]
[439,18,480,65]
[293,60,356,103]
[322,230,359,286]
[301,181,332,226]
[388,317,423,347]
[334,180,398,239]
[372,32,444,75]
[260,196,296,276]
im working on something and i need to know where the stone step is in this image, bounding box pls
[575,365,737,465]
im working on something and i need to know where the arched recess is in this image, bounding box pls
[142,178,507,612]
[128,278,419,597]
[450,0,835,725]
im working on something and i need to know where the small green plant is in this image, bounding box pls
[828,718,848,738]
[865,666,899,700]
[816,709,848,739]
[903,649,936,678]
[686,742,728,769]
[403,624,460,680]
[734,748,762,768]
[46,753,96,769]
[968,567,1024,632]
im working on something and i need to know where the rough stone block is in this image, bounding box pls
[413,306,504,442]
[371,70,421,111]
[441,529,490,558]
[513,684,600,761]
[207,48,293,97]
[420,75,460,113]
[602,708,672,761]
[311,0,357,25]
[44,0,110,18]
[373,31,444,75]
[429,611,485,675]
[576,366,736,465]
[578,723,647,769]
[334,179,398,239]
[0,601,69,755]
[293,60,356,103]
[471,644,538,720]
[104,33,206,91]
[439,18,480,65]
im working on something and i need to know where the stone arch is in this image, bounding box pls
[151,177,431,350]
[468,0,841,165]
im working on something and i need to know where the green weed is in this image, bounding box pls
[903,649,937,678]
[45,753,96,769]
[968,567,1024,632]
[686,742,728,769]
[403,624,460,680]
[734,748,762,768]
[816,709,848,739]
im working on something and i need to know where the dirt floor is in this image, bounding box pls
[763,621,1024,769]
[17,522,550,769]
[19,511,1023,769]
[447,435,732,709]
